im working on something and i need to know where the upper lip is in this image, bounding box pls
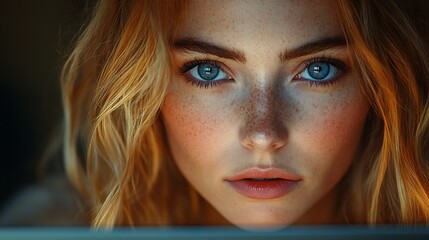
[225,167,302,181]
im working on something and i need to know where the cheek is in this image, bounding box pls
[161,91,231,172]
[292,87,369,179]
[307,101,364,150]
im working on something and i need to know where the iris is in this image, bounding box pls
[307,62,330,79]
[197,63,220,80]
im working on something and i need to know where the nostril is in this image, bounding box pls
[242,130,287,152]
[270,141,285,151]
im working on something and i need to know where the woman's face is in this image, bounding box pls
[161,0,369,228]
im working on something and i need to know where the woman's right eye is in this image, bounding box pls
[179,60,233,88]
[190,63,229,81]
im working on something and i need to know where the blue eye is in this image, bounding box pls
[300,62,339,81]
[189,62,229,82]
[294,58,347,85]
[178,60,233,88]
[307,62,330,79]
[197,64,219,80]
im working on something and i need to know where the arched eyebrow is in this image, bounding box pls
[173,37,346,63]
[279,37,346,62]
[174,37,246,63]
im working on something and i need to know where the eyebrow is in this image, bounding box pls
[173,37,346,63]
[174,37,246,63]
[279,37,346,62]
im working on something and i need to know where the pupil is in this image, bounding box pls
[308,63,329,79]
[313,66,321,73]
[204,67,212,74]
[198,64,219,80]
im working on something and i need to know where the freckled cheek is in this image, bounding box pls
[298,96,369,160]
[161,94,231,169]
[290,95,368,190]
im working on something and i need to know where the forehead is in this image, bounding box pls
[177,0,343,53]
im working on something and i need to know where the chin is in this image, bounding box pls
[234,222,289,232]
[226,215,295,231]
[216,202,303,230]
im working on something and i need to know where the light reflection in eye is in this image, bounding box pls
[293,58,348,86]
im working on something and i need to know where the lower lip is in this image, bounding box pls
[227,179,300,199]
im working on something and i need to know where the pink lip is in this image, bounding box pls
[225,167,302,199]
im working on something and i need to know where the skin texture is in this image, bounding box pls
[161,0,370,228]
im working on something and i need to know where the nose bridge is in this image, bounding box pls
[240,83,287,151]
[249,85,277,131]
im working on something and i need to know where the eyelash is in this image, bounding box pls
[178,57,349,88]
[178,59,233,88]
[296,57,349,87]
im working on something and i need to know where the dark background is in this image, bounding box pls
[0,0,91,211]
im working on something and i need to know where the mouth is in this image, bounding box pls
[225,168,302,200]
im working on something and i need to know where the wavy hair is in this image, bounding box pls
[61,0,200,227]
[61,0,429,227]
[336,0,429,224]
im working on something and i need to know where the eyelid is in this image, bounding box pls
[178,58,235,88]
[288,56,350,88]
[178,58,234,78]
[294,57,347,74]
[290,57,347,79]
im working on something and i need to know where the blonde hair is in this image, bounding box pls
[61,0,200,227]
[336,0,429,224]
[61,0,429,227]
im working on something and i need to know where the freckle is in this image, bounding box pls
[294,106,299,113]
[312,102,318,109]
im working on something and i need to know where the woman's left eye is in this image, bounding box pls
[293,59,347,85]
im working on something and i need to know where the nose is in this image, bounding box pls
[239,85,288,152]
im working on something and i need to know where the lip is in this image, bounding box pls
[225,167,302,199]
